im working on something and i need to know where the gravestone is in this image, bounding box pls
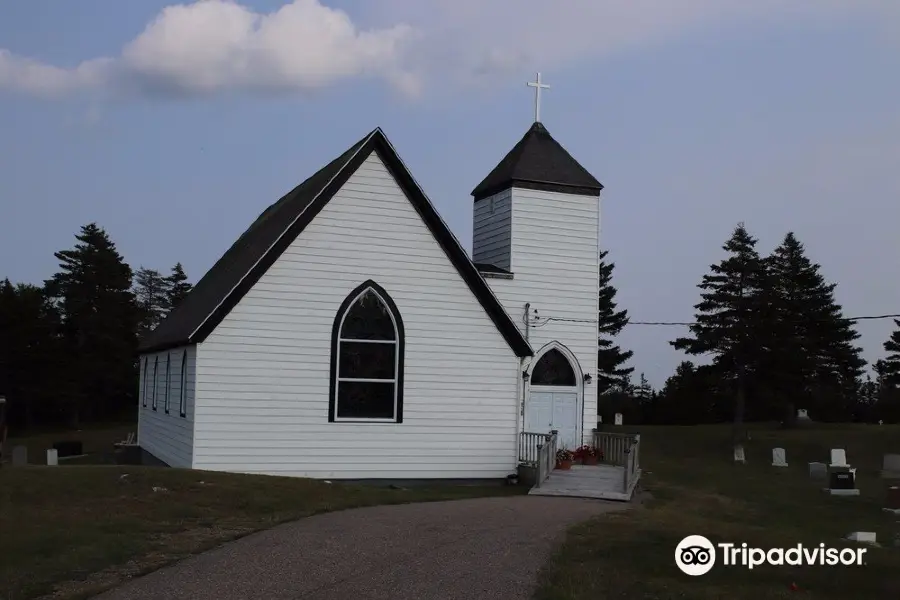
[12,445,27,466]
[809,461,827,480]
[46,449,58,466]
[846,532,877,545]
[797,408,810,420]
[733,444,746,464]
[885,486,900,513]
[614,413,623,426]
[772,447,788,467]
[882,454,900,479]
[830,448,848,467]
[827,450,859,496]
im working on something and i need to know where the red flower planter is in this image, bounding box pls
[556,459,573,470]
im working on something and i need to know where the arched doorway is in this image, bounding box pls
[525,343,582,450]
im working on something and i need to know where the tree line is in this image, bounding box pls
[4,220,898,435]
[596,224,900,429]
[0,223,192,432]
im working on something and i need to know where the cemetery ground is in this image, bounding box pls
[0,426,527,600]
[537,423,900,599]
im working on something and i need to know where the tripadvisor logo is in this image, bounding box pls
[675,535,867,576]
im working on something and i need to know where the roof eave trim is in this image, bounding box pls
[185,128,380,344]
[473,178,603,201]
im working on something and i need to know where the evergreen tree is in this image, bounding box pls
[134,267,170,336]
[671,224,770,437]
[635,372,652,402]
[45,223,138,425]
[767,232,865,420]
[0,280,65,430]
[882,320,900,385]
[165,262,192,311]
[597,250,633,394]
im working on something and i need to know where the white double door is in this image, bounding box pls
[525,389,580,450]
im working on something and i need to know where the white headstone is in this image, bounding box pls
[846,531,877,544]
[830,448,848,467]
[12,445,27,466]
[797,408,809,420]
[46,449,58,466]
[614,413,623,426]
[734,444,746,464]
[772,447,788,467]
[809,461,827,480]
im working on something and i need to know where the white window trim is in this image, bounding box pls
[141,357,149,407]
[163,352,171,414]
[179,350,188,418]
[334,287,400,422]
[151,356,159,411]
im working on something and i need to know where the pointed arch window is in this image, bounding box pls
[330,281,405,422]
[163,352,171,414]
[151,356,159,411]
[179,350,188,418]
[531,348,576,386]
[141,356,149,408]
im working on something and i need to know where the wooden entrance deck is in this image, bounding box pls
[519,429,642,502]
[528,463,640,501]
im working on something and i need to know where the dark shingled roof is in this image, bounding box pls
[471,122,603,201]
[139,128,532,358]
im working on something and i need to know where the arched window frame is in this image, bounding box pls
[530,347,577,386]
[528,342,581,388]
[163,352,171,414]
[329,280,405,423]
[141,356,149,408]
[151,356,159,411]
[179,350,188,418]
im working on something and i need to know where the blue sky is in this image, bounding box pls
[2,1,899,387]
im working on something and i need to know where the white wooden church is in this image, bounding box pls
[136,77,604,481]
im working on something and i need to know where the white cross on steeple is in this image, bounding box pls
[527,72,550,123]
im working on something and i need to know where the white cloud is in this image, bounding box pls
[0,0,897,100]
[0,0,417,98]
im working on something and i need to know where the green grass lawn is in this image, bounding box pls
[1,427,526,600]
[536,423,900,599]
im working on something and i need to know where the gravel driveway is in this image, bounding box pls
[95,495,628,600]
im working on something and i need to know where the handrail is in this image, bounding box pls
[519,431,547,465]
[533,431,558,489]
[593,430,641,492]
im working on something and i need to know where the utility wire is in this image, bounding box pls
[528,313,900,327]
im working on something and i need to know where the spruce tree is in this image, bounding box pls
[134,267,170,335]
[767,232,865,420]
[671,223,770,436]
[45,223,138,425]
[165,262,192,311]
[597,250,633,394]
[882,320,900,385]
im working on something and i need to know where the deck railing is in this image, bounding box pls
[518,431,547,465]
[593,430,641,492]
[532,431,558,489]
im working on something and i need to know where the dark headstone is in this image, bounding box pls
[52,440,83,458]
[830,470,855,490]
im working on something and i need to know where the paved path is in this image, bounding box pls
[96,495,628,600]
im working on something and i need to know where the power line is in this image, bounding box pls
[529,313,900,327]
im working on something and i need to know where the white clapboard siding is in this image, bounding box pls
[489,187,601,442]
[193,152,520,479]
[472,189,512,270]
[137,346,196,467]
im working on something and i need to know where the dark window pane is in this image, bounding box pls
[341,289,396,340]
[339,341,395,379]
[337,381,396,419]
[531,349,576,386]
